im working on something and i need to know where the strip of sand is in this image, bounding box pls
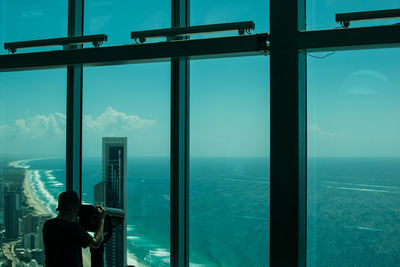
[23,170,48,215]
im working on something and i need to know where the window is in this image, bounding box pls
[82,64,170,266]
[85,0,170,46]
[0,0,67,54]
[190,57,270,266]
[0,70,66,265]
[307,49,400,266]
[1,0,399,266]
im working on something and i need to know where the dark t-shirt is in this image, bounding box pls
[42,218,93,267]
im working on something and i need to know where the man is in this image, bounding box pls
[43,191,106,267]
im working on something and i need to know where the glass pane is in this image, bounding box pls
[191,0,269,35]
[84,0,170,46]
[307,0,400,30]
[307,49,400,266]
[0,70,66,265]
[82,64,170,266]
[0,0,68,54]
[190,56,270,266]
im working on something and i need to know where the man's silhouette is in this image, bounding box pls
[42,191,106,267]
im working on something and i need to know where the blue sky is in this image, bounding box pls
[0,0,399,157]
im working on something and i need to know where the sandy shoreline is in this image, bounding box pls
[23,170,48,215]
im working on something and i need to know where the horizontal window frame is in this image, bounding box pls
[1,24,400,72]
[0,34,268,72]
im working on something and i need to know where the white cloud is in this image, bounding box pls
[0,107,155,140]
[309,123,343,137]
[13,113,66,138]
[84,107,156,135]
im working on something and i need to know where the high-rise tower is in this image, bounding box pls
[102,137,127,267]
[94,180,105,206]
[4,191,19,240]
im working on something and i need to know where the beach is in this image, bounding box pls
[23,170,48,215]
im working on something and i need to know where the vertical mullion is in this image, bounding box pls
[298,0,307,264]
[66,0,84,199]
[269,0,306,266]
[171,0,190,266]
[298,51,307,267]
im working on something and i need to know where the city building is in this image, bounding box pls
[24,233,37,250]
[102,137,127,267]
[4,191,19,240]
[21,214,37,235]
[94,180,105,206]
[0,183,4,212]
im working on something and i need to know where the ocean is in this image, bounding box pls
[10,157,400,266]
[307,157,400,266]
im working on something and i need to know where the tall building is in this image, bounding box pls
[0,183,4,212]
[24,233,37,250]
[94,180,105,206]
[22,214,38,235]
[102,137,127,267]
[1,182,17,212]
[4,191,19,240]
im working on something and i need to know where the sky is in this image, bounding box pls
[0,0,399,157]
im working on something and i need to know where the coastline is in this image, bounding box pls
[23,170,48,215]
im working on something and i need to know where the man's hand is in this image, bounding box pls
[96,205,106,220]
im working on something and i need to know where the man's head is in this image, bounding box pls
[57,191,81,216]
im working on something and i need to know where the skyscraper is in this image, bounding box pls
[4,191,19,240]
[102,137,127,267]
[24,233,37,250]
[94,180,105,206]
[22,214,37,235]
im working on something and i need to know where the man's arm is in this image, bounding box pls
[89,205,106,249]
